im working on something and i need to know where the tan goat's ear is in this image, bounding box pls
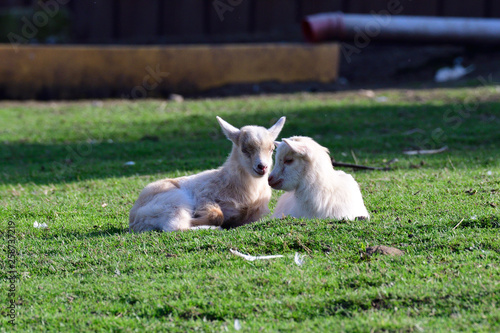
[283,138,308,156]
[216,116,240,144]
[268,116,286,140]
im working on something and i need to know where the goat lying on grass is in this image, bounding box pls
[268,136,369,220]
[129,116,286,232]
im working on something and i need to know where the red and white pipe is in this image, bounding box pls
[302,12,500,44]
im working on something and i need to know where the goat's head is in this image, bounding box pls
[268,136,329,190]
[217,116,286,178]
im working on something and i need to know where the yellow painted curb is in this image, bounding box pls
[0,43,339,99]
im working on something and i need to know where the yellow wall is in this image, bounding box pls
[0,44,339,99]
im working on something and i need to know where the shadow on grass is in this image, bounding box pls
[1,101,499,185]
[36,226,131,240]
[460,215,500,229]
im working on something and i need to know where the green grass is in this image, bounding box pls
[1,87,499,332]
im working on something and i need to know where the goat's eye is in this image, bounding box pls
[241,146,253,157]
[284,158,293,165]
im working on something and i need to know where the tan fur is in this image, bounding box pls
[129,116,286,232]
[169,179,181,189]
[191,203,224,227]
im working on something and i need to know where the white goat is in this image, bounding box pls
[129,116,286,232]
[268,136,369,220]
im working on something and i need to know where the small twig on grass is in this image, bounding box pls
[403,146,448,155]
[295,236,312,254]
[448,156,456,171]
[350,149,359,165]
[230,249,284,261]
[331,158,398,171]
[452,218,465,230]
[403,128,425,135]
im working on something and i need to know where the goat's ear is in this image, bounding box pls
[274,141,281,147]
[268,116,286,140]
[216,116,240,143]
[283,138,308,156]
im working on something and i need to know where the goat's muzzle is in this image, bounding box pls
[253,163,268,176]
[268,175,283,189]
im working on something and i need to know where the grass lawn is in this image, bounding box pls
[1,86,499,332]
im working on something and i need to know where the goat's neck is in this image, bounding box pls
[295,160,336,199]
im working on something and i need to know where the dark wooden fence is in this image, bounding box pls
[2,0,500,44]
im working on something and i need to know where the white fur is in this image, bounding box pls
[268,136,369,220]
[129,116,286,232]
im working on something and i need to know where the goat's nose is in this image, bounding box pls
[257,163,267,172]
[268,174,274,183]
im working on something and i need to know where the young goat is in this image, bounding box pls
[129,116,286,232]
[268,136,369,220]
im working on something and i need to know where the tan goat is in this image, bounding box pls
[129,116,286,232]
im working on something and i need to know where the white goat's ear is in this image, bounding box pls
[283,138,308,156]
[268,116,286,140]
[274,141,281,147]
[216,116,240,143]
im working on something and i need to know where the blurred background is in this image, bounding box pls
[1,0,500,99]
[2,0,500,45]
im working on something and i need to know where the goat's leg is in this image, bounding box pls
[190,203,224,227]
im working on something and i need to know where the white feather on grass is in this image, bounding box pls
[230,249,284,261]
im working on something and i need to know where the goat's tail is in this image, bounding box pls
[191,203,224,227]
